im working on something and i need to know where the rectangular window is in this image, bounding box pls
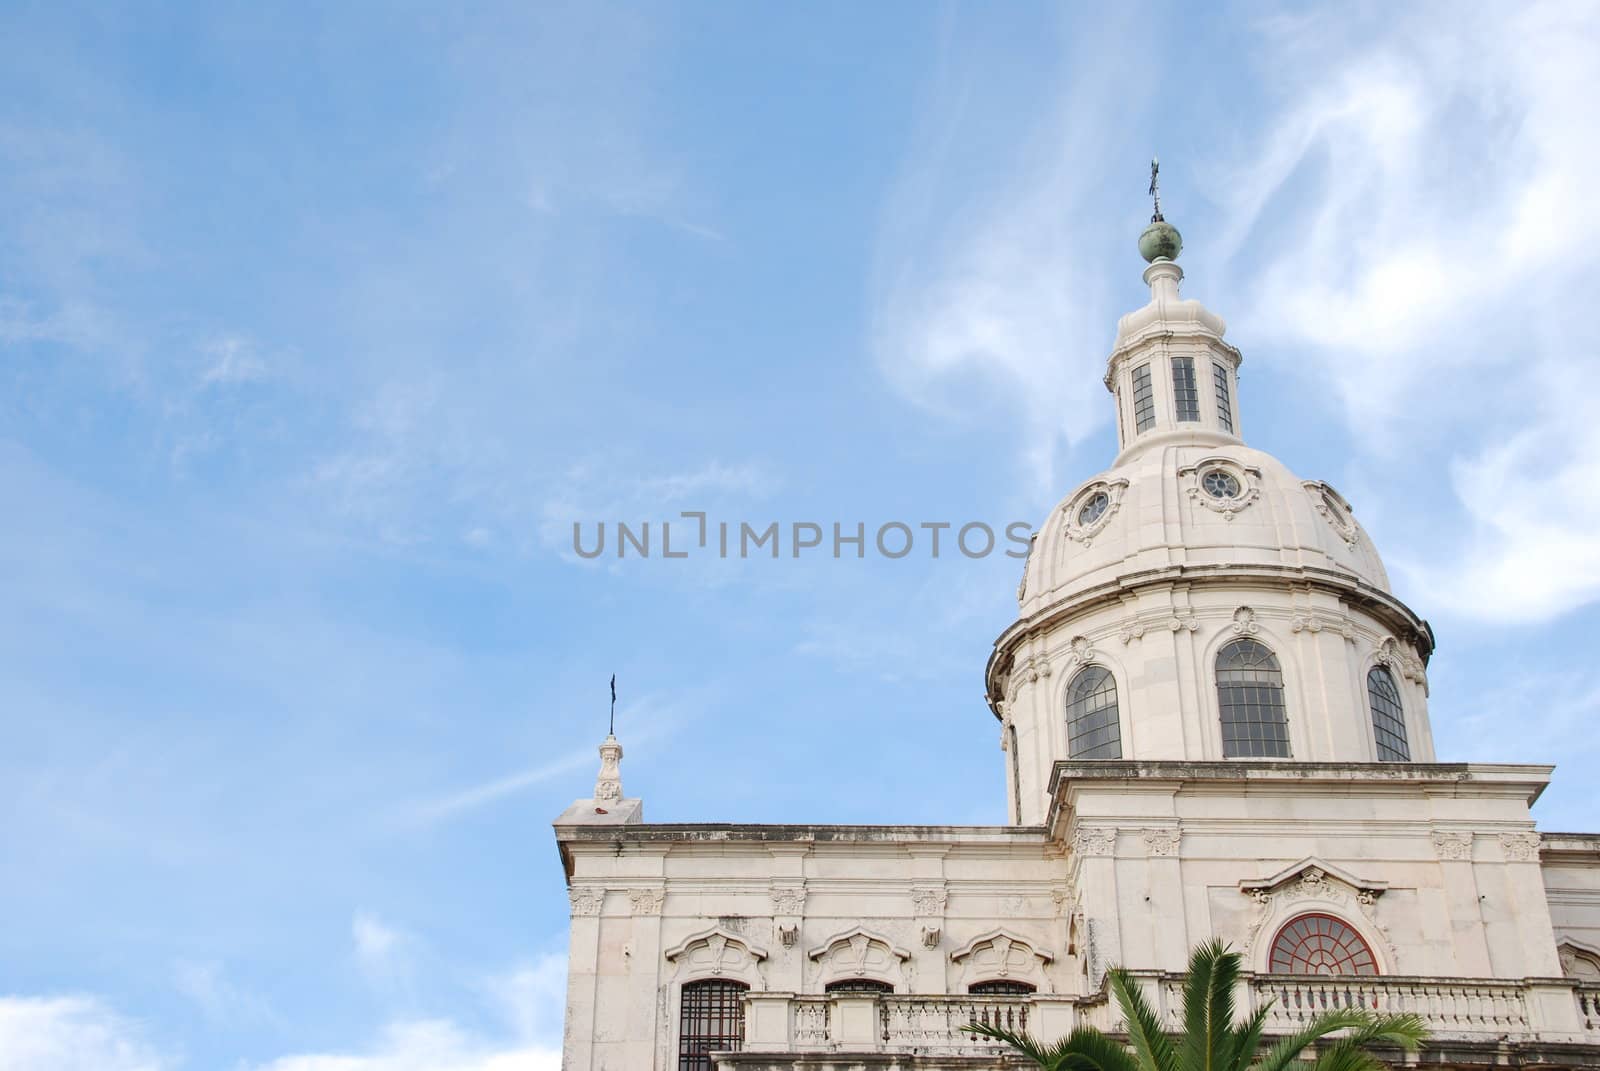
[1172,356,1200,422]
[1132,364,1155,432]
[1213,361,1234,433]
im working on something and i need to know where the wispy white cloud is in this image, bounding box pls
[873,1,1600,625]
[0,995,166,1071]
[172,959,276,1028]
[246,953,566,1071]
[245,1019,559,1071]
[1213,1,1600,622]
[870,11,1148,494]
[199,334,270,386]
[352,911,412,996]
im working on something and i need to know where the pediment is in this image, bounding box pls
[949,928,1055,965]
[1239,857,1387,898]
[806,927,910,964]
[664,926,768,963]
[1559,939,1600,981]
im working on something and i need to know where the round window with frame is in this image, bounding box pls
[1201,468,1241,500]
[1077,491,1110,526]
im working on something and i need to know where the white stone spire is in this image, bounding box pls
[594,734,623,803]
[554,730,643,826]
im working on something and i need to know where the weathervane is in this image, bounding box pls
[1149,156,1164,223]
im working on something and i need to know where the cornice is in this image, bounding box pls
[987,562,1430,717]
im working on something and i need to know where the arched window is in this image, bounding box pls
[969,980,1036,996]
[1066,666,1121,760]
[1268,913,1378,976]
[824,979,894,994]
[1216,638,1289,758]
[1366,666,1410,762]
[679,979,747,1070]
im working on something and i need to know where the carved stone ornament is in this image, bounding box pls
[1142,828,1181,857]
[808,929,911,985]
[1004,654,1054,704]
[1499,831,1542,862]
[1238,859,1392,968]
[778,924,799,948]
[1432,831,1473,861]
[628,888,664,916]
[950,930,1055,992]
[911,887,948,917]
[1180,458,1262,520]
[1072,827,1116,858]
[594,734,623,802]
[1066,636,1097,666]
[770,887,807,916]
[1231,606,1260,635]
[1305,481,1361,548]
[1061,478,1131,547]
[1559,941,1600,982]
[1376,636,1429,694]
[665,927,769,989]
[569,887,604,916]
[1120,612,1200,645]
[921,925,941,950]
[1051,888,1073,917]
[1290,612,1357,643]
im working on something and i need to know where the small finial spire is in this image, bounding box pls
[1149,156,1163,222]
[609,673,616,736]
[1138,156,1183,264]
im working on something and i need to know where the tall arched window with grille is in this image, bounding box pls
[1066,666,1121,760]
[1216,638,1290,758]
[678,979,747,1071]
[1366,665,1411,761]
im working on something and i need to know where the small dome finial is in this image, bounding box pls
[1139,156,1183,263]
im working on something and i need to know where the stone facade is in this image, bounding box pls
[553,218,1600,1069]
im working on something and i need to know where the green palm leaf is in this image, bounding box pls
[973,944,1426,1071]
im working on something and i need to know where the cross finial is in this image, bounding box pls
[1148,156,1163,223]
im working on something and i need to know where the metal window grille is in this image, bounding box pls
[1132,364,1156,432]
[1066,666,1121,760]
[969,980,1037,995]
[678,980,748,1071]
[1269,913,1378,975]
[1172,356,1200,421]
[1217,638,1290,758]
[1366,666,1411,761]
[824,979,894,994]
[1213,361,1234,432]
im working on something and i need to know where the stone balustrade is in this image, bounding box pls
[739,975,1590,1057]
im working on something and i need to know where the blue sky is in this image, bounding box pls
[4,2,1599,1067]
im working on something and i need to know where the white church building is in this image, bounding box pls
[554,201,1600,1069]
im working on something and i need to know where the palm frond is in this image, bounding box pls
[1252,1009,1372,1071]
[1223,998,1273,1071]
[1109,968,1179,1071]
[1254,1010,1425,1071]
[1177,940,1236,1071]
[966,1021,1142,1071]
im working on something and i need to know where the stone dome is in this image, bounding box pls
[1017,434,1393,617]
[985,225,1436,822]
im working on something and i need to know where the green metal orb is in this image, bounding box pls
[1139,220,1183,263]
